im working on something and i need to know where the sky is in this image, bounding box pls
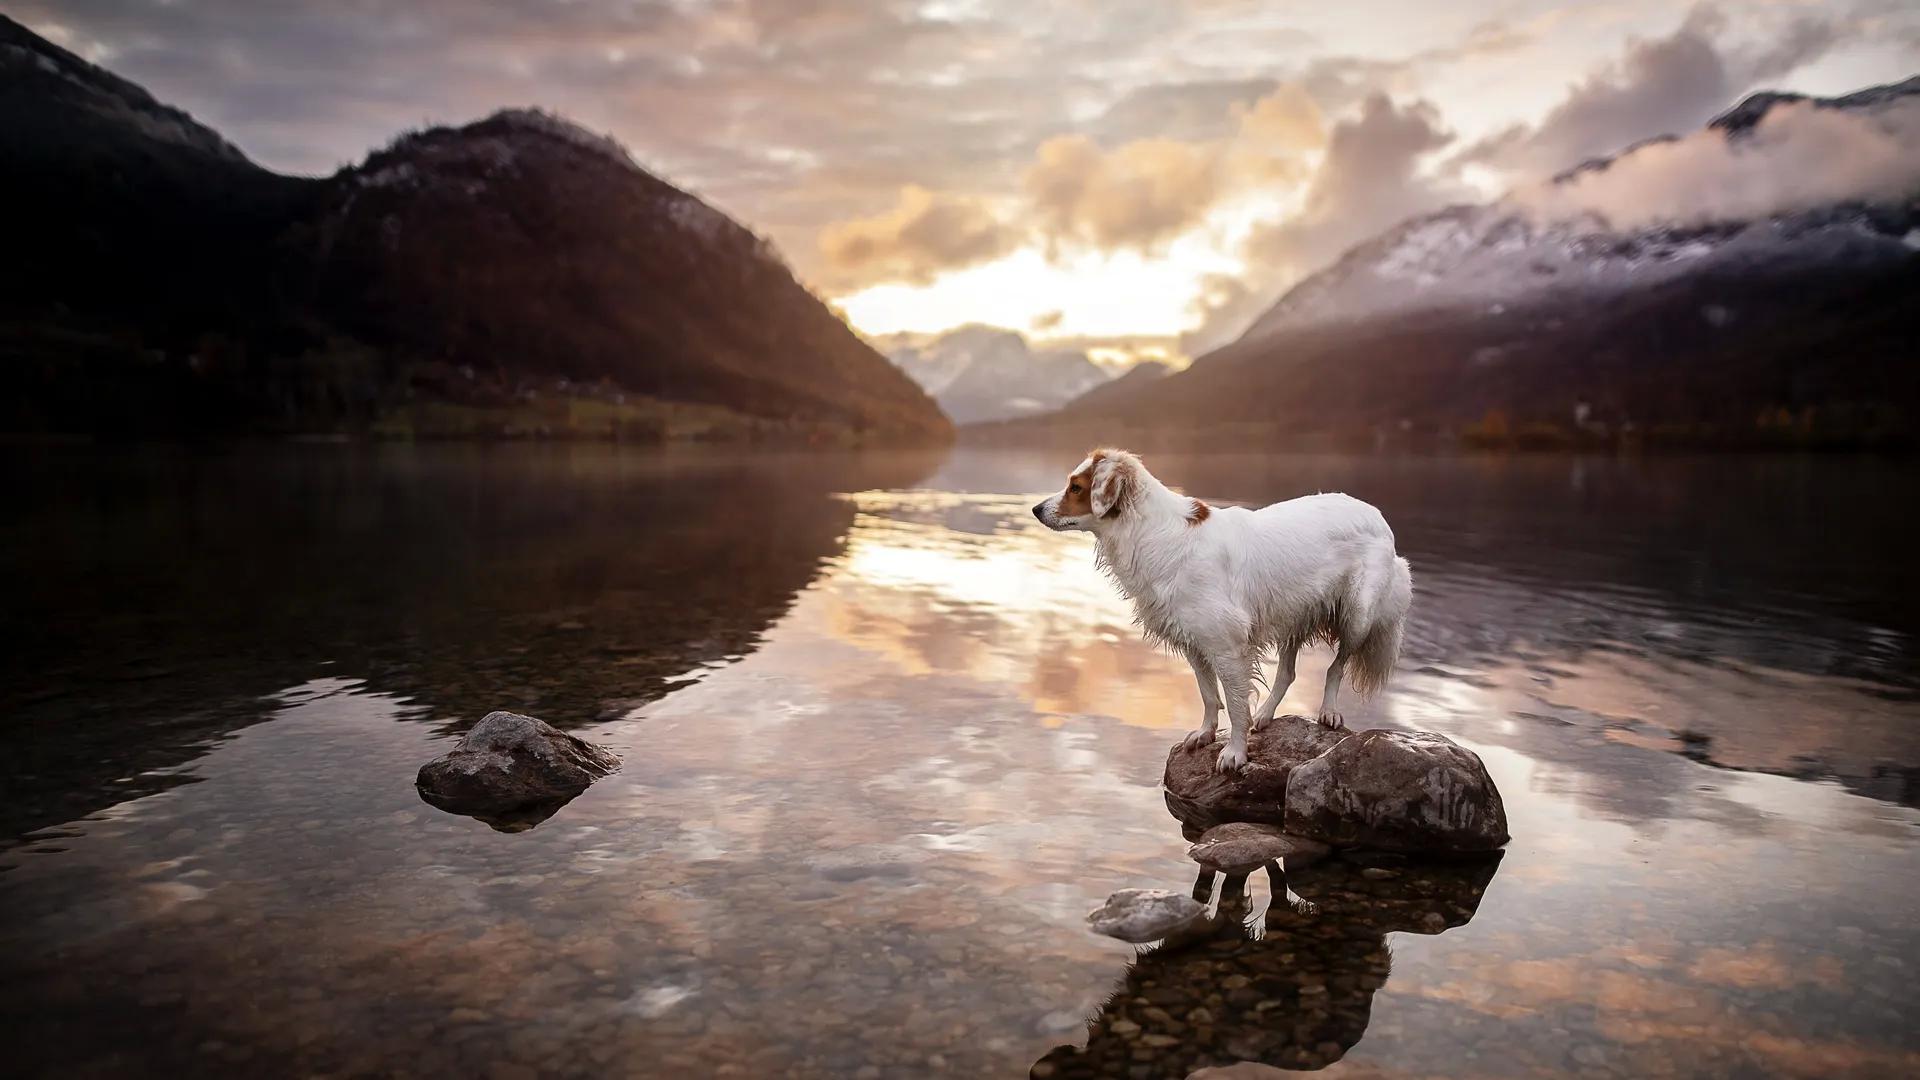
[15,0,1919,366]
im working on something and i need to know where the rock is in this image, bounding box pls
[1086,889,1207,943]
[416,711,619,832]
[1187,823,1331,873]
[1163,718,1351,833]
[1283,729,1508,853]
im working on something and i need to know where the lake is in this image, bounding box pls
[2,446,1916,1078]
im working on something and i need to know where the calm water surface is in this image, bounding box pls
[2,447,1916,1078]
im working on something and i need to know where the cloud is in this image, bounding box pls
[1024,83,1326,253]
[1176,93,1468,352]
[1024,134,1226,251]
[4,0,1071,273]
[817,185,1023,287]
[22,0,1913,341]
[1231,83,1329,176]
[1179,273,1269,356]
[1508,93,1920,230]
[1457,4,1855,182]
[1269,93,1462,262]
[1090,78,1280,144]
[1461,7,1737,179]
[1743,13,1846,81]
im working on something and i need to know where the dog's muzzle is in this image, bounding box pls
[1031,501,1048,523]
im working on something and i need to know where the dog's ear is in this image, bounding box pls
[1090,452,1135,519]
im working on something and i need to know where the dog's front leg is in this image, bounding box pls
[1212,650,1255,773]
[1178,649,1222,751]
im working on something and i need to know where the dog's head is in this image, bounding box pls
[1032,448,1139,532]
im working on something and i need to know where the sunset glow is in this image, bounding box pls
[17,0,1916,364]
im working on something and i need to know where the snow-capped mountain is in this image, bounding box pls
[1241,202,1916,341]
[1243,77,1920,341]
[884,325,1112,423]
[992,75,1920,449]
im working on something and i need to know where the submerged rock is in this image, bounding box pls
[1283,729,1508,853]
[1086,889,1207,943]
[416,711,619,832]
[1187,822,1331,874]
[1163,718,1351,833]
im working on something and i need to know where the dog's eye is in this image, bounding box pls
[1069,483,1082,494]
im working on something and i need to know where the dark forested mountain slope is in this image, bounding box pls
[0,16,948,442]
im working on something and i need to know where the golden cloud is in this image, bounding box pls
[1024,83,1329,254]
[817,184,1024,286]
[1025,134,1225,250]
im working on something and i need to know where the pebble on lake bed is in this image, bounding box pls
[1086,889,1207,943]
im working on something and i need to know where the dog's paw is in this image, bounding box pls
[1316,709,1345,730]
[1250,711,1275,733]
[1215,743,1249,773]
[1179,728,1217,751]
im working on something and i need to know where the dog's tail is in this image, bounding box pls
[1348,555,1413,698]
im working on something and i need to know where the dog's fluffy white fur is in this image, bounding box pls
[1034,448,1413,773]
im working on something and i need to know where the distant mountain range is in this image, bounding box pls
[979,77,1920,450]
[883,325,1113,423]
[1061,360,1171,412]
[0,16,949,443]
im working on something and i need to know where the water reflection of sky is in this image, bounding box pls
[2,450,1917,1078]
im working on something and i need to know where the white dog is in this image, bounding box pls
[1033,448,1413,773]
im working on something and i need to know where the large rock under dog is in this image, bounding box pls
[1284,729,1509,853]
[1164,718,1507,854]
[1162,719,1351,836]
[416,711,619,832]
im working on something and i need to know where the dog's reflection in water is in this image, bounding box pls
[1033,854,1501,1077]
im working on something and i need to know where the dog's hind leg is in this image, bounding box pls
[1178,649,1223,751]
[1251,645,1298,732]
[1212,650,1256,772]
[1317,642,1352,729]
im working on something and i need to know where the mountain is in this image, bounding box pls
[1061,360,1171,413]
[0,16,948,443]
[985,77,1920,450]
[883,325,1113,423]
[0,17,318,385]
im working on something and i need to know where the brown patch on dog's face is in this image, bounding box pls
[1032,450,1108,531]
[1056,453,1101,517]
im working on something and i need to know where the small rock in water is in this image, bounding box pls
[1187,822,1331,873]
[415,711,619,832]
[1086,889,1207,943]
